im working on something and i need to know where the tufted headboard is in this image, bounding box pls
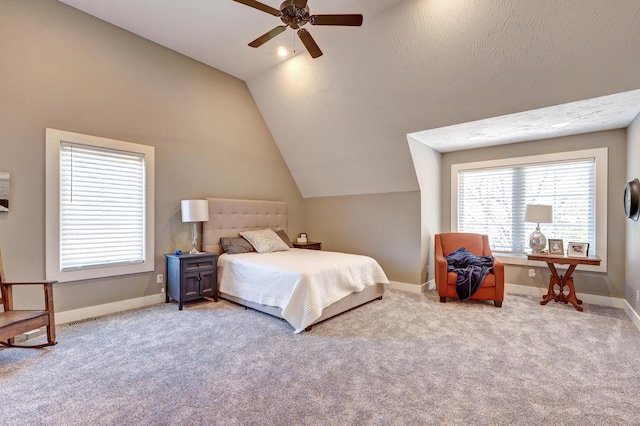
[203,198,288,254]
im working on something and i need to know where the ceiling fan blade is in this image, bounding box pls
[248,26,287,47]
[293,0,308,8]
[233,0,281,17]
[297,28,323,58]
[310,14,363,26]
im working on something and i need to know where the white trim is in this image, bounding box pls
[55,293,165,325]
[45,128,155,282]
[624,301,640,334]
[388,280,427,294]
[451,148,608,273]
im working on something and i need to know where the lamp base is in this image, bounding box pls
[189,222,200,255]
[528,226,547,253]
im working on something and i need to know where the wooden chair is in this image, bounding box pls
[434,233,504,307]
[0,249,57,348]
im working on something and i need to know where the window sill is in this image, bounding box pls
[495,253,606,273]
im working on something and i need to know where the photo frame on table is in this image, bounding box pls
[567,242,589,257]
[548,239,564,255]
[0,171,9,212]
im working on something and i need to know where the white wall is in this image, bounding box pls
[626,114,640,313]
[408,136,441,284]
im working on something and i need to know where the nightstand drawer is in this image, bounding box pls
[182,258,215,272]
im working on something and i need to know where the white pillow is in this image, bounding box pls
[239,229,291,254]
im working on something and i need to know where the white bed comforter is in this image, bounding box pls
[217,249,389,332]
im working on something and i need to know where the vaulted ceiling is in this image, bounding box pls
[58,0,640,198]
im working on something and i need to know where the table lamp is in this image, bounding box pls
[525,204,553,253]
[181,200,209,254]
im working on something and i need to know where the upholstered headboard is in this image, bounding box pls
[203,198,288,254]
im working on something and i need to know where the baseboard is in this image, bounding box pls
[425,279,436,291]
[55,293,166,325]
[388,281,426,294]
[505,283,625,309]
[624,301,640,333]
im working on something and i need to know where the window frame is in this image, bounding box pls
[46,128,155,282]
[451,148,607,273]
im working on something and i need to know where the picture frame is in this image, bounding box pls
[567,242,589,257]
[0,171,9,212]
[548,239,564,255]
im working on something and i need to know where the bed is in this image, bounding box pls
[202,198,388,332]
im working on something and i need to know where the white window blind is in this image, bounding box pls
[59,142,146,271]
[458,159,595,254]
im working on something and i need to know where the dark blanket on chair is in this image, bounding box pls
[445,247,495,301]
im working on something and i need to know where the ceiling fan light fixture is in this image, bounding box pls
[277,46,288,57]
[233,0,362,58]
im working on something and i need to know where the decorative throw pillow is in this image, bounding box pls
[220,237,256,254]
[239,229,291,254]
[275,229,294,248]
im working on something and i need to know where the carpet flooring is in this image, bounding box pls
[1,289,640,425]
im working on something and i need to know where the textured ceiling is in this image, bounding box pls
[57,0,405,81]
[58,0,640,198]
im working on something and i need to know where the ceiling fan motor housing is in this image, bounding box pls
[280,0,310,29]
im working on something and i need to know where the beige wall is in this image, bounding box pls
[440,130,627,298]
[0,0,303,312]
[626,114,640,311]
[303,192,422,285]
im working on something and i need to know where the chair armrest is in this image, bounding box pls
[435,256,448,282]
[1,280,57,286]
[492,258,505,297]
[434,236,449,296]
[1,281,56,312]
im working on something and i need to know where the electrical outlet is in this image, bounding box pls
[528,269,536,278]
[156,273,163,284]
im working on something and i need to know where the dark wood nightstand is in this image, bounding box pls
[293,242,322,250]
[165,252,218,310]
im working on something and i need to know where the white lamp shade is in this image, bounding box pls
[524,204,553,223]
[181,200,209,223]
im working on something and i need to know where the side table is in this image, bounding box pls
[293,241,322,250]
[527,253,601,312]
[165,252,218,310]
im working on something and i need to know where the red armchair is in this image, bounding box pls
[434,233,504,307]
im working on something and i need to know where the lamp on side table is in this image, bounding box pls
[525,204,553,253]
[181,199,209,254]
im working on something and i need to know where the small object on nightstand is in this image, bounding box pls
[293,241,322,250]
[165,252,218,310]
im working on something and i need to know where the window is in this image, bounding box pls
[46,129,154,282]
[451,148,607,272]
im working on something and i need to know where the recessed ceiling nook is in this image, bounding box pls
[409,89,640,153]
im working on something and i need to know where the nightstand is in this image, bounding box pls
[293,241,322,250]
[165,252,218,310]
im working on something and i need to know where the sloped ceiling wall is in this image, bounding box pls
[247,0,640,198]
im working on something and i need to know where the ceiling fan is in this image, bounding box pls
[233,0,363,58]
